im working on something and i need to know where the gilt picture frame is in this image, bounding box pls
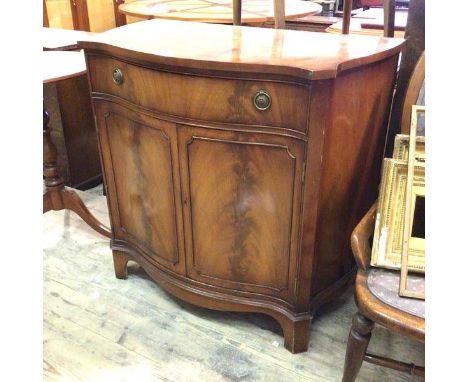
[371,159,425,273]
[399,105,426,300]
[393,134,425,163]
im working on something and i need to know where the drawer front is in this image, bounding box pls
[87,55,310,133]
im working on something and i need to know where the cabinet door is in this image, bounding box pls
[178,125,305,302]
[94,101,185,274]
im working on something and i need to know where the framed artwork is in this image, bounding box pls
[371,159,425,273]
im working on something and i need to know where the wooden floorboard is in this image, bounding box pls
[43,186,424,381]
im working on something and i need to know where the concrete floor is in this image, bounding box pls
[43,186,424,381]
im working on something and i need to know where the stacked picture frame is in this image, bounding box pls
[371,105,425,299]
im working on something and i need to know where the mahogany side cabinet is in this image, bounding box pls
[80,20,404,353]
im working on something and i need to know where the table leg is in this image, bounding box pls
[43,107,112,238]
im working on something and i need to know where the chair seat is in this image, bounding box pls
[367,268,425,319]
[355,270,425,343]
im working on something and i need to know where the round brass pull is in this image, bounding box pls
[112,68,124,85]
[253,90,271,111]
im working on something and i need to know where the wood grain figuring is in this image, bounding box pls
[104,112,180,268]
[82,20,404,353]
[182,130,303,297]
[87,55,310,133]
[80,19,404,80]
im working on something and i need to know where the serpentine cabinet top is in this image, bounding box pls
[79,19,405,81]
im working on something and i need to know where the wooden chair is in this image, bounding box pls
[341,202,425,381]
[341,45,425,381]
[341,0,398,37]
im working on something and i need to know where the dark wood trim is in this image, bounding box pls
[364,354,425,377]
[113,0,127,27]
[72,174,103,191]
[341,0,352,34]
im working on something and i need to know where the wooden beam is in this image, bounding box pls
[70,0,90,31]
[274,0,285,29]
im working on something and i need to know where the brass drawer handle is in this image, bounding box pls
[112,68,124,85]
[253,90,271,111]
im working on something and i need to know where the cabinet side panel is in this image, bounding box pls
[104,112,179,265]
[312,55,399,296]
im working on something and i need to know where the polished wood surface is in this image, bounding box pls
[82,19,404,80]
[341,203,424,381]
[118,0,321,24]
[86,55,310,131]
[43,51,111,238]
[82,19,404,353]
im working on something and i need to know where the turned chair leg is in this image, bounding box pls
[342,312,374,382]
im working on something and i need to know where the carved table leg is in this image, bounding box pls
[43,107,112,238]
[342,312,375,382]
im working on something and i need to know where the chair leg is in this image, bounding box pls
[342,312,374,382]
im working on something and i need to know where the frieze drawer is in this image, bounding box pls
[87,55,310,133]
